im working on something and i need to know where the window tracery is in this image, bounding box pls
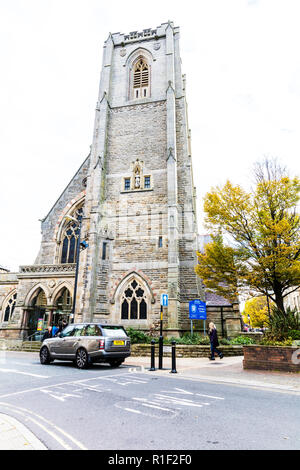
[121,279,147,320]
[3,292,17,322]
[60,206,83,264]
[132,57,150,99]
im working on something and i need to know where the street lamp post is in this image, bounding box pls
[64,214,85,324]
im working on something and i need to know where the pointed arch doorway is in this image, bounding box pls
[52,287,72,328]
[27,288,48,337]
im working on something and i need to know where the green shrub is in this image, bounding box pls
[230,335,256,345]
[290,329,300,340]
[219,338,231,345]
[163,333,210,345]
[267,306,300,340]
[260,336,293,347]
[181,332,210,345]
[126,328,151,344]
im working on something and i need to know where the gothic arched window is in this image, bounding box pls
[3,292,17,322]
[121,279,147,320]
[133,57,149,99]
[60,206,83,264]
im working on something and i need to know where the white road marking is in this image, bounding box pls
[160,387,194,395]
[40,389,82,402]
[124,408,142,414]
[155,394,207,407]
[0,402,87,450]
[159,388,224,401]
[195,393,225,400]
[133,397,181,410]
[141,403,173,412]
[0,372,136,399]
[0,368,49,379]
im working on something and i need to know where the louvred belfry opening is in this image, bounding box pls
[133,58,149,98]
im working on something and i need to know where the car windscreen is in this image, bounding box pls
[100,326,127,337]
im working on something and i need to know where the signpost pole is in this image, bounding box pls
[159,294,168,370]
[189,300,207,339]
[159,305,163,370]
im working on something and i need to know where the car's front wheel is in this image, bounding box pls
[75,348,89,369]
[40,346,51,365]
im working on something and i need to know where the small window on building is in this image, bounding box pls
[102,242,107,260]
[144,176,151,189]
[124,178,131,191]
[158,236,163,248]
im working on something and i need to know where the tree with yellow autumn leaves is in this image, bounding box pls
[242,296,270,328]
[195,159,300,314]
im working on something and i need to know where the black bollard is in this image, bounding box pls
[158,335,163,369]
[149,340,156,371]
[170,340,177,373]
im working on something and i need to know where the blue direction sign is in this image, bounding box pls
[161,293,168,307]
[189,300,207,320]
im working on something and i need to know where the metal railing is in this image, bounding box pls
[26,331,45,342]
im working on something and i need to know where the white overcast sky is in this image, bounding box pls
[0,0,299,272]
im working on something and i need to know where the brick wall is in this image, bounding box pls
[243,345,300,372]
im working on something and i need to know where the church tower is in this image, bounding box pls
[75,22,203,335]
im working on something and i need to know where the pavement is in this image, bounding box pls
[125,355,300,393]
[1,354,299,450]
[0,413,47,450]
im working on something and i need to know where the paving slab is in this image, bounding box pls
[0,413,47,450]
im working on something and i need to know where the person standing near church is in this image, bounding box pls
[208,322,223,360]
[52,325,59,337]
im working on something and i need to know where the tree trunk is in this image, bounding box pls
[274,285,285,314]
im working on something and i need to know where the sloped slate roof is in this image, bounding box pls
[0,266,9,272]
[205,292,232,306]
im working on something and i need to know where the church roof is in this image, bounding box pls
[0,266,10,273]
[205,292,232,306]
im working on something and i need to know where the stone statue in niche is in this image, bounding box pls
[134,173,141,189]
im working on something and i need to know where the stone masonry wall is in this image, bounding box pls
[91,100,170,326]
[131,343,243,357]
[36,156,90,265]
[0,272,19,334]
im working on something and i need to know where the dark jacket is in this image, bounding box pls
[209,328,219,347]
[42,329,52,341]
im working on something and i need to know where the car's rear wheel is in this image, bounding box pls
[109,360,123,368]
[40,346,51,365]
[76,348,89,369]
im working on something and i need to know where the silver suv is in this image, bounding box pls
[40,323,131,369]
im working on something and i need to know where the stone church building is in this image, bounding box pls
[0,22,241,340]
